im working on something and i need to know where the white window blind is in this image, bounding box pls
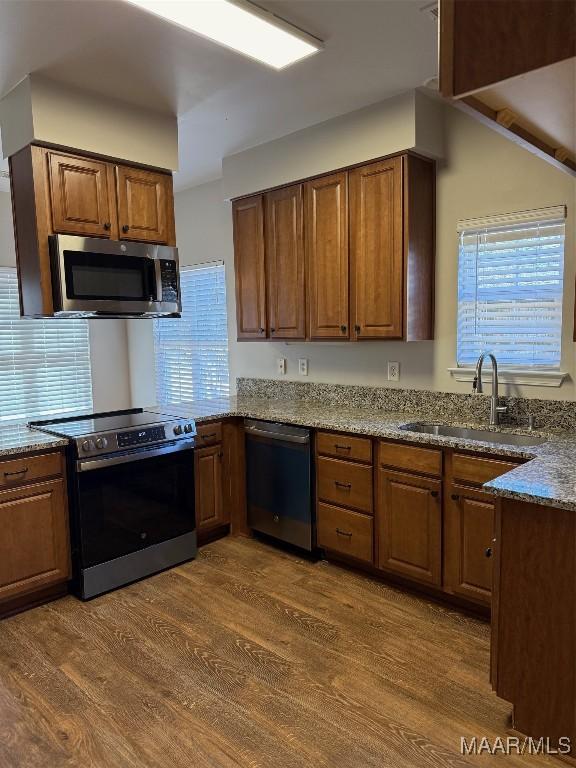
[0,267,93,422]
[154,263,229,404]
[456,206,566,369]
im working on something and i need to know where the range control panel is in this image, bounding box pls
[118,426,165,448]
[76,418,197,459]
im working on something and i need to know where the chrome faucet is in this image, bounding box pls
[473,353,508,426]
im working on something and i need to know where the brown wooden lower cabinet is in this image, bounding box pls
[0,478,70,603]
[377,468,442,586]
[443,484,494,606]
[195,444,226,532]
[317,502,373,563]
[492,498,576,754]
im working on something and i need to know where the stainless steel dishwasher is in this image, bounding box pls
[245,419,314,551]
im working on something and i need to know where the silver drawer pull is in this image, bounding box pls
[336,528,352,537]
[334,481,352,490]
[334,444,351,451]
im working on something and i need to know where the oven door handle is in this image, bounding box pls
[76,439,195,472]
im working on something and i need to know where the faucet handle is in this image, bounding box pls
[527,414,536,431]
[472,376,478,392]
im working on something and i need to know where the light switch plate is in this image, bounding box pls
[298,358,308,376]
[388,361,400,382]
[277,358,286,375]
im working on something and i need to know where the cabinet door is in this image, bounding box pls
[350,157,403,339]
[233,195,267,340]
[265,185,305,339]
[195,444,225,531]
[305,172,349,339]
[49,151,114,238]
[377,469,441,585]
[116,165,174,244]
[444,485,494,606]
[0,479,70,602]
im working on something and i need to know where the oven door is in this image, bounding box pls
[50,234,181,317]
[74,442,195,572]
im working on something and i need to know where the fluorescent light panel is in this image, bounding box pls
[127,0,322,69]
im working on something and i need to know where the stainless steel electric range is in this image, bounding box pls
[30,408,197,600]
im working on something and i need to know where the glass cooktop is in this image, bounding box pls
[29,409,179,438]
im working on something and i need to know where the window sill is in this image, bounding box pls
[447,367,569,388]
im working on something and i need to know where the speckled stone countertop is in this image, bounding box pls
[154,395,576,513]
[0,423,68,458]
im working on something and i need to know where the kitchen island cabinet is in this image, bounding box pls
[491,497,576,755]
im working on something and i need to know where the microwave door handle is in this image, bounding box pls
[153,258,163,302]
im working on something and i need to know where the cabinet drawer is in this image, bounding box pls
[378,441,442,477]
[0,452,63,490]
[196,422,223,446]
[452,453,520,486]
[316,431,372,464]
[317,503,373,563]
[317,456,373,513]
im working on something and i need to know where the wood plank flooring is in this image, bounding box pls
[0,537,557,768]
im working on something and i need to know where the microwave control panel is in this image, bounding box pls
[159,260,179,303]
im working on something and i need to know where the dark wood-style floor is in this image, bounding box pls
[0,537,556,768]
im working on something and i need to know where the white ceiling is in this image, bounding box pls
[0,0,438,190]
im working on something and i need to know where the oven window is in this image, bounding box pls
[75,449,195,567]
[64,251,157,301]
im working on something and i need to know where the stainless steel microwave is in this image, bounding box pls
[49,234,181,318]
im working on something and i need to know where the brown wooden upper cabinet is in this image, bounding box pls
[116,165,174,244]
[232,151,435,342]
[350,157,403,339]
[266,184,306,339]
[48,152,116,238]
[233,194,267,340]
[306,172,349,340]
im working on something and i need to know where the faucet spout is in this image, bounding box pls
[473,353,507,426]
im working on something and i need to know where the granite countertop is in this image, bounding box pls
[4,396,573,511]
[0,423,68,458]
[154,396,576,513]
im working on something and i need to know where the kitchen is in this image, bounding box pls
[0,1,575,766]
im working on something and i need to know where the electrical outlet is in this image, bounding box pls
[388,361,400,382]
[277,358,286,375]
[298,358,308,376]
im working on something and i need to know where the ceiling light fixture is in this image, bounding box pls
[125,0,323,70]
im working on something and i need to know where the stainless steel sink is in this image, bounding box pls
[398,423,547,447]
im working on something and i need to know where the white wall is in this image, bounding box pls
[146,99,575,402]
[0,191,132,413]
[222,90,444,200]
[0,76,178,170]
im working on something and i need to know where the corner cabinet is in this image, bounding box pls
[9,144,176,316]
[231,152,435,342]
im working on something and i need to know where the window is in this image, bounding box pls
[154,262,229,404]
[457,206,566,369]
[0,267,93,422]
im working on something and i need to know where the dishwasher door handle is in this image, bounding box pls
[245,425,310,444]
